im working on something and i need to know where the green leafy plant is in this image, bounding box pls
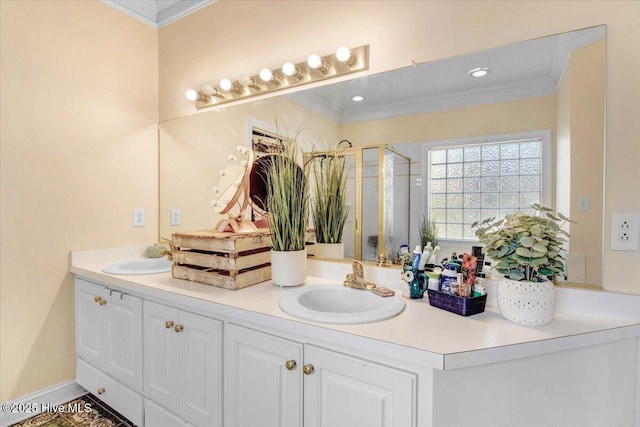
[264,124,309,252]
[418,214,438,249]
[471,204,574,282]
[310,150,349,244]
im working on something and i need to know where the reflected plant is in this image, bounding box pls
[472,204,574,282]
[418,214,438,249]
[310,149,349,244]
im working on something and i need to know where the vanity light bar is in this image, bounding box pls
[188,45,369,110]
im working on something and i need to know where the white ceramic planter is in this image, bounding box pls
[497,278,556,326]
[271,249,307,287]
[313,242,344,259]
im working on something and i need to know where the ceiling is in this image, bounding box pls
[287,26,605,124]
[101,0,215,28]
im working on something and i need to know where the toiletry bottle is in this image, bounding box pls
[439,263,457,293]
[426,271,440,290]
[473,279,487,297]
[427,245,440,265]
[411,245,422,271]
[418,242,432,271]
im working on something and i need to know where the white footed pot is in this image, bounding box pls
[497,278,556,326]
[271,249,307,287]
[314,242,344,259]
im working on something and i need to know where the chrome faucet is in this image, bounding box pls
[343,260,375,290]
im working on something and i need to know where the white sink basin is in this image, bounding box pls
[102,257,172,275]
[279,284,405,324]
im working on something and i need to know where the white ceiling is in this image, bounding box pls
[287,26,605,124]
[101,0,215,28]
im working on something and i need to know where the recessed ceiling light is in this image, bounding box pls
[468,67,490,78]
[351,95,364,102]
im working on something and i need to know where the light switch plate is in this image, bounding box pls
[170,209,181,226]
[578,195,589,212]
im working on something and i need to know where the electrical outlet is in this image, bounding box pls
[133,209,145,227]
[170,209,181,226]
[610,213,640,251]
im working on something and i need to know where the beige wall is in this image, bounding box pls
[0,1,158,402]
[159,1,640,293]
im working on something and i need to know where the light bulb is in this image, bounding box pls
[228,154,237,162]
[201,85,216,95]
[307,54,322,69]
[336,46,351,62]
[259,68,273,82]
[282,62,296,76]
[185,89,198,101]
[240,160,248,167]
[239,75,254,86]
[212,187,221,194]
[219,170,227,176]
[220,78,233,91]
[236,145,244,152]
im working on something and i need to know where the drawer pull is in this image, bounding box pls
[94,296,106,306]
[174,324,184,333]
[97,387,106,395]
[165,320,174,329]
[303,364,314,375]
[285,360,297,371]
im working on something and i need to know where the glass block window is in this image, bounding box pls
[429,136,548,240]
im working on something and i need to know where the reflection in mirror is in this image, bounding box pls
[159,25,606,287]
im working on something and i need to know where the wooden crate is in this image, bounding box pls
[171,229,272,290]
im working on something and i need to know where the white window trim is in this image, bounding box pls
[421,130,552,241]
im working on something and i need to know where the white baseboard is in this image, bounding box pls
[0,380,87,427]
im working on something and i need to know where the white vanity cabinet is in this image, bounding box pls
[224,323,417,427]
[74,279,143,425]
[143,300,222,427]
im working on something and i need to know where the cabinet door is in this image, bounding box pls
[304,345,417,427]
[75,280,107,366]
[177,310,222,427]
[224,324,303,427]
[144,301,179,412]
[104,290,143,390]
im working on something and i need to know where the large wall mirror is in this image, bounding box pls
[159,25,606,287]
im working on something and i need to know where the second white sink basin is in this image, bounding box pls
[279,284,405,324]
[102,257,172,275]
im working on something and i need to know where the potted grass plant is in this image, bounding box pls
[472,204,573,325]
[310,149,349,259]
[264,125,309,287]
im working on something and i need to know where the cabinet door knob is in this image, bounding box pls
[94,296,101,303]
[99,298,107,306]
[174,324,184,333]
[97,387,106,395]
[285,360,297,371]
[303,364,314,375]
[165,320,174,329]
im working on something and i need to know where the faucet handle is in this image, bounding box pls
[351,260,364,278]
